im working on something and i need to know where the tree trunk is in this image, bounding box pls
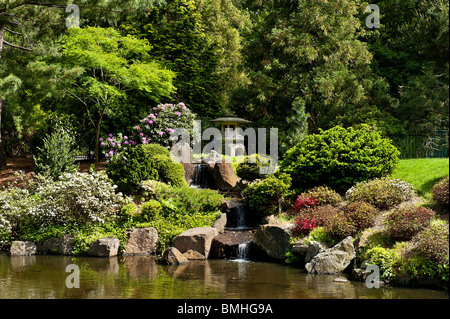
[0,27,7,170]
[94,106,107,164]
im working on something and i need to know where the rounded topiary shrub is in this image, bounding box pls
[343,201,378,231]
[107,143,185,193]
[412,220,449,266]
[346,177,415,209]
[293,205,339,236]
[384,205,436,241]
[300,186,342,206]
[432,175,449,206]
[279,125,400,192]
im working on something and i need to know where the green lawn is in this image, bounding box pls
[390,158,449,198]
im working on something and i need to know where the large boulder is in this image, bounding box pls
[123,228,158,256]
[220,198,247,228]
[163,247,189,265]
[252,223,294,261]
[183,249,206,260]
[39,235,75,255]
[305,241,330,263]
[10,241,36,256]
[87,238,120,257]
[212,213,227,233]
[209,230,255,259]
[212,160,240,191]
[173,227,219,258]
[305,236,355,274]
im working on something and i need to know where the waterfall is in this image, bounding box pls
[191,164,209,188]
[234,242,251,262]
[235,205,247,229]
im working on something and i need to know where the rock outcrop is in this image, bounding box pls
[163,247,189,265]
[305,236,355,274]
[123,228,158,256]
[39,235,75,255]
[173,227,219,258]
[10,241,36,256]
[252,223,294,261]
[209,230,254,259]
[87,238,120,257]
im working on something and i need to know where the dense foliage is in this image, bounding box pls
[300,186,342,207]
[107,143,186,193]
[235,154,273,182]
[385,205,436,241]
[242,173,292,219]
[346,177,416,209]
[279,125,400,192]
[432,175,449,206]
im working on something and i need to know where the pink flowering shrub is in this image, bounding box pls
[137,102,196,147]
[100,102,195,160]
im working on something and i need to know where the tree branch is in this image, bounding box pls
[3,40,32,51]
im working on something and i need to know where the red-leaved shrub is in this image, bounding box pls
[413,221,449,265]
[293,205,338,236]
[323,212,357,239]
[385,205,436,241]
[432,175,449,206]
[293,195,317,214]
[344,201,378,231]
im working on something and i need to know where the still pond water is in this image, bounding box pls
[0,254,447,299]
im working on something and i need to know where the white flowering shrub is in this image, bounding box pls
[346,177,415,209]
[33,172,129,225]
[0,188,36,245]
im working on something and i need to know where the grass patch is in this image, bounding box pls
[390,158,449,198]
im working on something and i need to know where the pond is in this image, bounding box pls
[0,254,447,299]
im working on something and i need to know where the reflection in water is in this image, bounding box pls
[0,254,447,299]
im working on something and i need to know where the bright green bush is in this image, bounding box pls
[235,154,273,181]
[121,203,139,218]
[279,125,400,192]
[107,143,185,193]
[432,175,449,206]
[364,246,398,280]
[300,186,342,206]
[139,200,163,222]
[132,185,224,251]
[346,177,415,209]
[242,173,292,218]
[33,130,79,180]
[384,205,436,241]
[151,154,186,187]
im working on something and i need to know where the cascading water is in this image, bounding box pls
[191,164,210,188]
[235,205,247,229]
[235,242,251,262]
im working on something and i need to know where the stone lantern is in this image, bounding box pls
[210,114,252,157]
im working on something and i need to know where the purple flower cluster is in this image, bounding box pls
[100,102,195,161]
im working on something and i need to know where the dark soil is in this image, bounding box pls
[0,157,107,189]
